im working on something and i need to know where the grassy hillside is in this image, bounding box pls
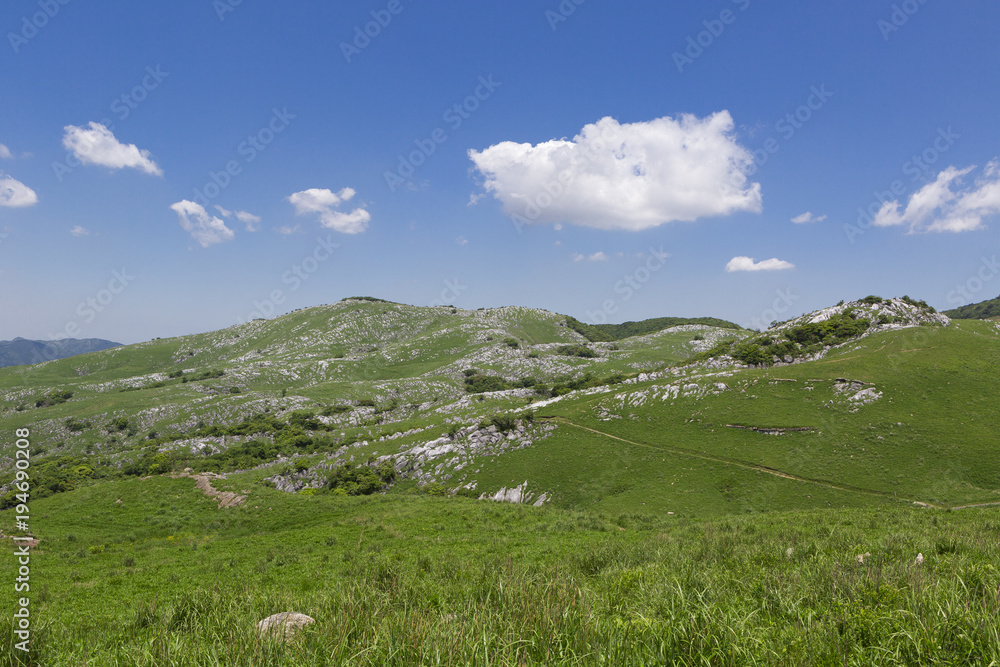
[565,315,742,342]
[3,297,1000,664]
[945,293,1000,320]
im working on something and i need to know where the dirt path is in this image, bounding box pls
[169,471,246,508]
[555,418,998,511]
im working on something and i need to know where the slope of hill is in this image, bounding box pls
[565,315,742,342]
[944,293,1000,320]
[0,337,121,368]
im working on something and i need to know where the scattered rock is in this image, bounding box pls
[257,612,315,640]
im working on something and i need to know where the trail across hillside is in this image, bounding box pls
[553,418,1000,511]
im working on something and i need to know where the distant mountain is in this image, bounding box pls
[564,315,742,342]
[0,337,122,368]
[944,295,1000,321]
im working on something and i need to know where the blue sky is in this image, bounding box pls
[1,0,999,344]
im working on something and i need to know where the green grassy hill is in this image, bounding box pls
[3,297,1000,664]
[945,293,1000,320]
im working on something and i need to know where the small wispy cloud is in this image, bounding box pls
[456,236,469,246]
[873,161,1000,233]
[288,187,370,234]
[170,200,235,247]
[725,256,795,272]
[70,225,90,237]
[791,211,827,224]
[62,122,162,175]
[573,251,609,262]
[274,224,301,235]
[0,173,38,208]
[468,193,485,206]
[0,144,12,160]
[215,205,262,232]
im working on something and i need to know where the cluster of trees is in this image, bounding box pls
[693,310,874,368]
[0,455,98,509]
[324,460,396,496]
[782,311,870,346]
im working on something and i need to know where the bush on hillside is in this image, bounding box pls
[35,390,73,408]
[557,345,598,358]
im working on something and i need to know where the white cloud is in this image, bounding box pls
[791,211,827,224]
[573,251,608,262]
[0,173,38,207]
[287,187,370,234]
[70,225,89,237]
[214,205,261,232]
[468,112,761,231]
[0,144,12,159]
[62,122,162,175]
[456,236,469,246]
[468,193,485,206]
[170,200,235,247]
[873,162,1000,233]
[725,256,795,272]
[274,224,301,235]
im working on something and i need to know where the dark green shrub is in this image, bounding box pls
[35,389,73,408]
[732,343,769,367]
[65,418,90,432]
[490,415,517,432]
[464,374,511,394]
[557,345,598,358]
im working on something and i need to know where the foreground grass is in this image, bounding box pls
[3,476,999,665]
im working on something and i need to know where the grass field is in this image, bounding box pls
[3,476,1000,666]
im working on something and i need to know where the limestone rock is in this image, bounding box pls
[257,612,315,640]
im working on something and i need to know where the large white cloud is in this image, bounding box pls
[170,200,235,247]
[873,161,1000,233]
[0,173,38,207]
[725,256,795,272]
[62,122,162,175]
[288,187,370,234]
[468,112,761,231]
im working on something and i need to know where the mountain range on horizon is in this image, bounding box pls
[0,337,122,369]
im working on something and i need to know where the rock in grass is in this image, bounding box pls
[257,612,315,640]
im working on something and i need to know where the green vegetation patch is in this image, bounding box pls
[565,315,742,342]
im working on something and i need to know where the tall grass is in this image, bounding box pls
[4,503,999,665]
